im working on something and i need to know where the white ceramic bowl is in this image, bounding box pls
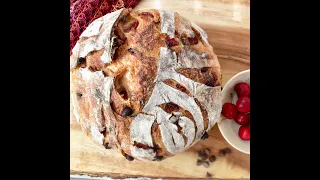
[218,69,250,154]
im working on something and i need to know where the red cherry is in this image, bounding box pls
[234,82,250,97]
[165,36,179,47]
[236,96,250,113]
[234,113,249,125]
[238,125,250,140]
[222,103,238,119]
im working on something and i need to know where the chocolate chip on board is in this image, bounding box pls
[209,155,216,162]
[202,161,209,168]
[224,147,232,154]
[197,149,208,160]
[201,154,209,161]
[196,159,204,166]
[206,172,212,179]
[204,148,210,156]
[219,149,226,157]
[197,150,204,157]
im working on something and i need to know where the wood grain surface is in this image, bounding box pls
[70,0,250,179]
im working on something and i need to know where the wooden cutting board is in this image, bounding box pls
[70,0,250,179]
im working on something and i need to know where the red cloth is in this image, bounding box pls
[70,0,140,55]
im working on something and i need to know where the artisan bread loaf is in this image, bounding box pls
[70,8,222,161]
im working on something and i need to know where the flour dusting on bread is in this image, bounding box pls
[159,10,175,38]
[191,22,209,45]
[70,9,124,69]
[70,8,222,161]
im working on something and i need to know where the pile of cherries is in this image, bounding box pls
[222,82,250,140]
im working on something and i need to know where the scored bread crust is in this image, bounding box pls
[70,8,222,161]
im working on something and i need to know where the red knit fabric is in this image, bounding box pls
[70,0,140,55]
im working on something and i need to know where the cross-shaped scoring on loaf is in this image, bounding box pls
[70,8,222,161]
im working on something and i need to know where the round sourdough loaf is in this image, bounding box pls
[70,8,222,161]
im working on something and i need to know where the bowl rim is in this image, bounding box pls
[218,69,250,155]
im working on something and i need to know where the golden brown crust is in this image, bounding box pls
[114,113,132,153]
[194,98,209,131]
[150,122,168,157]
[158,102,198,148]
[70,8,222,160]
[176,67,221,87]
[86,50,105,71]
[162,79,192,96]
